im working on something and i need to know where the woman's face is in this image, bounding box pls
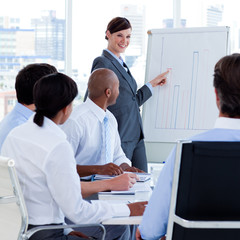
[107,28,132,57]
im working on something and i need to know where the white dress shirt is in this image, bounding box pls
[61,98,131,166]
[1,116,130,225]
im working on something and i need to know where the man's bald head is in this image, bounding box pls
[88,68,119,101]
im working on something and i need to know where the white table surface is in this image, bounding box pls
[98,181,152,225]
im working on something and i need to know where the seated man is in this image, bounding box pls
[136,53,240,240]
[62,68,143,177]
[0,63,57,152]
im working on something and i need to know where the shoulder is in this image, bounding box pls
[107,110,118,126]
[71,103,89,118]
[0,110,25,136]
[65,103,90,127]
[92,55,111,69]
[92,50,116,70]
[190,128,225,141]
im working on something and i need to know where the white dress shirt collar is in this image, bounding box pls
[214,117,240,130]
[85,97,108,123]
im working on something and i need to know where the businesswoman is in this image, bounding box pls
[2,72,146,240]
[90,17,168,172]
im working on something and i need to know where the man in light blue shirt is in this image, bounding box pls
[0,63,57,152]
[136,53,240,240]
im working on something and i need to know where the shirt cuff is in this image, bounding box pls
[64,228,74,235]
[114,157,132,167]
[145,82,153,94]
[110,203,130,217]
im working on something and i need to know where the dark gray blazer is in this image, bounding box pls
[91,50,152,143]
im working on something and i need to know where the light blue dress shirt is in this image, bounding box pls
[139,117,240,240]
[105,49,153,93]
[0,102,33,152]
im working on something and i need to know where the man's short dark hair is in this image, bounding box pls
[214,53,240,117]
[15,63,57,105]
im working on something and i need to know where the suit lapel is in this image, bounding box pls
[102,50,136,94]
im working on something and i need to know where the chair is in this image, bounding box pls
[0,156,106,240]
[166,140,240,240]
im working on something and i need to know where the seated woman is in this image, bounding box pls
[1,72,146,240]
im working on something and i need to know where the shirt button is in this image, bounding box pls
[132,96,136,101]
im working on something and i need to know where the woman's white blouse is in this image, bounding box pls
[1,116,130,225]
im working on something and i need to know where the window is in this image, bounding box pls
[1,0,240,121]
[182,0,240,52]
[0,0,65,119]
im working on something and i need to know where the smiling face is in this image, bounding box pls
[106,28,132,57]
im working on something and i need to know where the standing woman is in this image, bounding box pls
[89,17,168,172]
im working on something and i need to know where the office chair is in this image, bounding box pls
[0,156,106,240]
[166,140,240,240]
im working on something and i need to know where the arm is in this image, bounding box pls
[138,148,176,239]
[136,228,166,240]
[120,162,144,173]
[149,70,169,87]
[46,143,131,223]
[136,228,143,240]
[136,70,169,107]
[81,173,138,198]
[77,163,123,177]
[127,201,148,216]
[136,84,153,107]
[68,231,89,239]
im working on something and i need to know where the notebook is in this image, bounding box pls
[93,172,151,182]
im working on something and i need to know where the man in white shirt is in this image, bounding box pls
[136,53,240,239]
[62,68,143,177]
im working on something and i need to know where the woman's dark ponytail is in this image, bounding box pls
[33,111,44,127]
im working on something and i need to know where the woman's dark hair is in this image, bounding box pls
[33,72,78,127]
[105,17,132,40]
[214,53,240,117]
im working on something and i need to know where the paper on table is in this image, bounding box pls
[94,172,151,182]
[98,182,152,195]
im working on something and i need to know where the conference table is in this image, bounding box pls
[96,180,153,225]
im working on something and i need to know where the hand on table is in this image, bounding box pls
[124,166,145,173]
[127,201,148,216]
[96,163,123,175]
[120,163,144,173]
[109,172,138,191]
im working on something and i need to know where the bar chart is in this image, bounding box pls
[143,27,229,142]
